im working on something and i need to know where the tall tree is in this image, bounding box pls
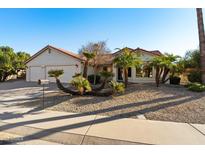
[0,46,16,81]
[196,8,205,83]
[78,41,110,54]
[0,46,30,81]
[79,41,110,84]
[14,52,30,72]
[113,47,142,87]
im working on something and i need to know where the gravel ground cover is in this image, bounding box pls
[45,83,205,124]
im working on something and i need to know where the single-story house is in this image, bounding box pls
[25,45,162,83]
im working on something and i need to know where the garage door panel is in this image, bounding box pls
[30,67,45,82]
[46,66,78,83]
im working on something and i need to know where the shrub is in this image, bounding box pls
[99,71,114,81]
[48,69,64,78]
[88,74,101,84]
[70,75,92,95]
[109,81,125,94]
[187,82,205,92]
[169,76,181,85]
[187,71,202,83]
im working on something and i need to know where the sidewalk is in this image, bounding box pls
[0,105,205,145]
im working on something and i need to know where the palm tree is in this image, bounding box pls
[82,51,96,78]
[113,47,142,87]
[150,53,181,87]
[196,8,205,83]
[161,53,181,83]
[150,56,164,87]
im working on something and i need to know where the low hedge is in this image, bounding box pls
[187,71,202,83]
[187,82,205,92]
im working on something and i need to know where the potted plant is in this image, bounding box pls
[169,76,181,85]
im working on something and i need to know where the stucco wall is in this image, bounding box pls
[26,48,82,82]
[113,51,158,83]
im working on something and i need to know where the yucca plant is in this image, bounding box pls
[109,80,125,94]
[70,75,92,95]
[48,69,64,79]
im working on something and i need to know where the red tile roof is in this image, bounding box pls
[25,45,84,64]
[135,47,162,56]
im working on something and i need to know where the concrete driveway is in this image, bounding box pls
[0,80,59,107]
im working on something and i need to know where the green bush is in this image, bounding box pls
[187,82,205,92]
[48,69,64,78]
[187,71,202,83]
[70,75,92,95]
[88,74,101,84]
[109,81,125,94]
[99,71,114,81]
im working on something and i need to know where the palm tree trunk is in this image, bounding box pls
[161,68,170,83]
[83,61,88,78]
[196,8,205,83]
[155,66,160,87]
[124,68,128,88]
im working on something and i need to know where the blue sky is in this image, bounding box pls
[0,8,204,56]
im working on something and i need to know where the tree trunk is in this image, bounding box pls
[155,66,160,87]
[2,72,9,82]
[161,68,170,83]
[93,66,97,85]
[56,78,113,96]
[83,61,88,78]
[196,8,205,83]
[124,68,128,88]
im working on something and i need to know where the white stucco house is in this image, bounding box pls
[25,45,162,83]
[25,45,84,83]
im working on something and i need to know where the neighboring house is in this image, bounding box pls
[25,45,162,83]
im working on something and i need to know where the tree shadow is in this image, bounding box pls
[2,93,202,144]
[1,82,204,144]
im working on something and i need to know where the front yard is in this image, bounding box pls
[45,83,205,124]
[1,80,205,124]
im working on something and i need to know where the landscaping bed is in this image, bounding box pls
[46,83,205,124]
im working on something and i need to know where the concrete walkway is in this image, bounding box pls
[0,105,205,145]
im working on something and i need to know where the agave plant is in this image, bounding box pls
[48,69,64,79]
[70,75,92,95]
[109,80,125,94]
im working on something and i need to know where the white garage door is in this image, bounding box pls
[46,65,78,83]
[30,66,45,82]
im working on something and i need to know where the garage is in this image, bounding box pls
[30,66,45,81]
[46,65,78,82]
[25,45,84,83]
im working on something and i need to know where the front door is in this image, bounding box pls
[117,67,123,81]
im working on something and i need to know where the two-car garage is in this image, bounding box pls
[28,65,78,83]
[26,45,83,83]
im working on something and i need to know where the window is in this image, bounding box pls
[103,66,108,71]
[128,67,132,77]
[136,63,153,78]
